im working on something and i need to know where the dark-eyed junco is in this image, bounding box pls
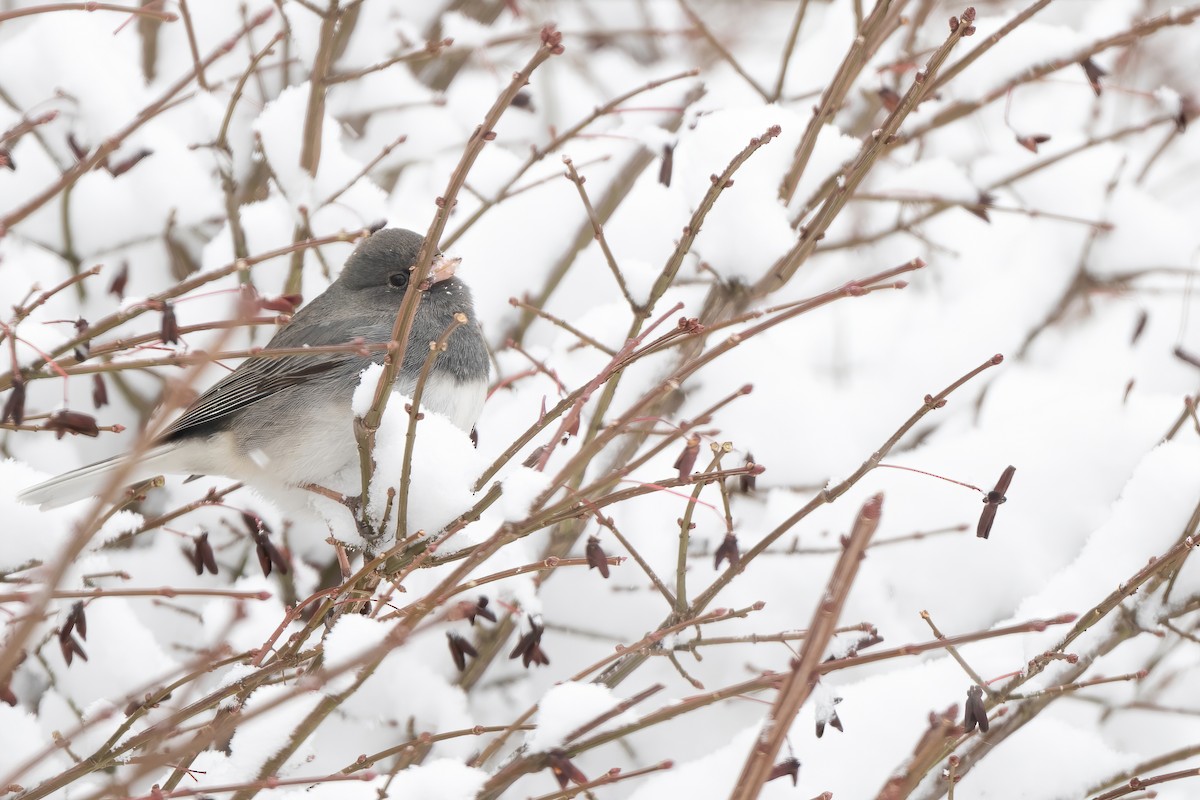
[19,228,490,510]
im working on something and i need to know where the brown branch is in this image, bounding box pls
[341,724,534,774]
[0,2,177,23]
[442,69,700,249]
[777,0,904,203]
[770,0,811,102]
[1091,766,1200,800]
[677,0,769,100]
[931,0,1055,91]
[526,760,673,800]
[394,314,467,538]
[761,9,973,294]
[562,156,639,311]
[176,0,208,90]
[0,587,270,602]
[597,346,999,688]
[0,8,273,233]
[355,26,563,516]
[730,494,882,798]
[0,230,367,393]
[324,37,455,84]
[1089,744,1200,797]
[905,5,1200,142]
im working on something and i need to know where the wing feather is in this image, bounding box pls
[163,356,349,441]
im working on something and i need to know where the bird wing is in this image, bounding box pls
[161,354,350,442]
[161,297,379,442]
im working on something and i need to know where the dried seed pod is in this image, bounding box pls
[59,630,87,666]
[45,410,100,439]
[160,302,180,344]
[739,453,758,493]
[254,535,290,577]
[2,379,26,426]
[108,148,152,176]
[165,225,199,280]
[658,142,675,187]
[509,616,550,668]
[258,293,303,314]
[547,749,587,789]
[108,262,129,299]
[522,444,547,467]
[674,435,700,480]
[254,538,273,577]
[977,465,1015,539]
[816,694,844,737]
[1081,57,1108,95]
[191,532,218,575]
[963,685,989,733]
[585,535,610,578]
[714,532,740,570]
[966,191,996,223]
[64,601,87,641]
[511,90,535,112]
[1,653,24,704]
[767,757,801,785]
[1131,310,1148,345]
[469,596,496,625]
[878,87,901,113]
[241,511,270,536]
[66,132,88,161]
[92,374,109,409]
[1015,133,1051,153]
[73,319,89,362]
[447,632,478,671]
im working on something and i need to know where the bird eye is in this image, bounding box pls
[388,272,408,288]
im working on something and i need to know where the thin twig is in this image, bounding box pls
[0,2,177,23]
[677,0,769,100]
[770,0,811,101]
[0,8,274,232]
[356,27,563,520]
[729,494,882,798]
[396,313,467,538]
[921,610,992,695]
[562,156,639,311]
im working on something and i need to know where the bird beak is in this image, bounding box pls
[429,254,461,285]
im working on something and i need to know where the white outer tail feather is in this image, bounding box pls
[17,444,184,510]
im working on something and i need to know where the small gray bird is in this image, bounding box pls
[19,228,490,510]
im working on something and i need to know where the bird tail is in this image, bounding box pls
[18,444,183,510]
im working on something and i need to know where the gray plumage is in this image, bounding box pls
[19,228,489,510]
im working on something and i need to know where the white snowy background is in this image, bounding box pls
[2,1,1200,799]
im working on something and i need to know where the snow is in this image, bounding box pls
[321,614,391,694]
[874,157,980,204]
[670,106,798,283]
[225,683,324,775]
[347,365,483,536]
[497,467,552,521]
[0,704,70,786]
[377,758,488,800]
[525,681,636,752]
